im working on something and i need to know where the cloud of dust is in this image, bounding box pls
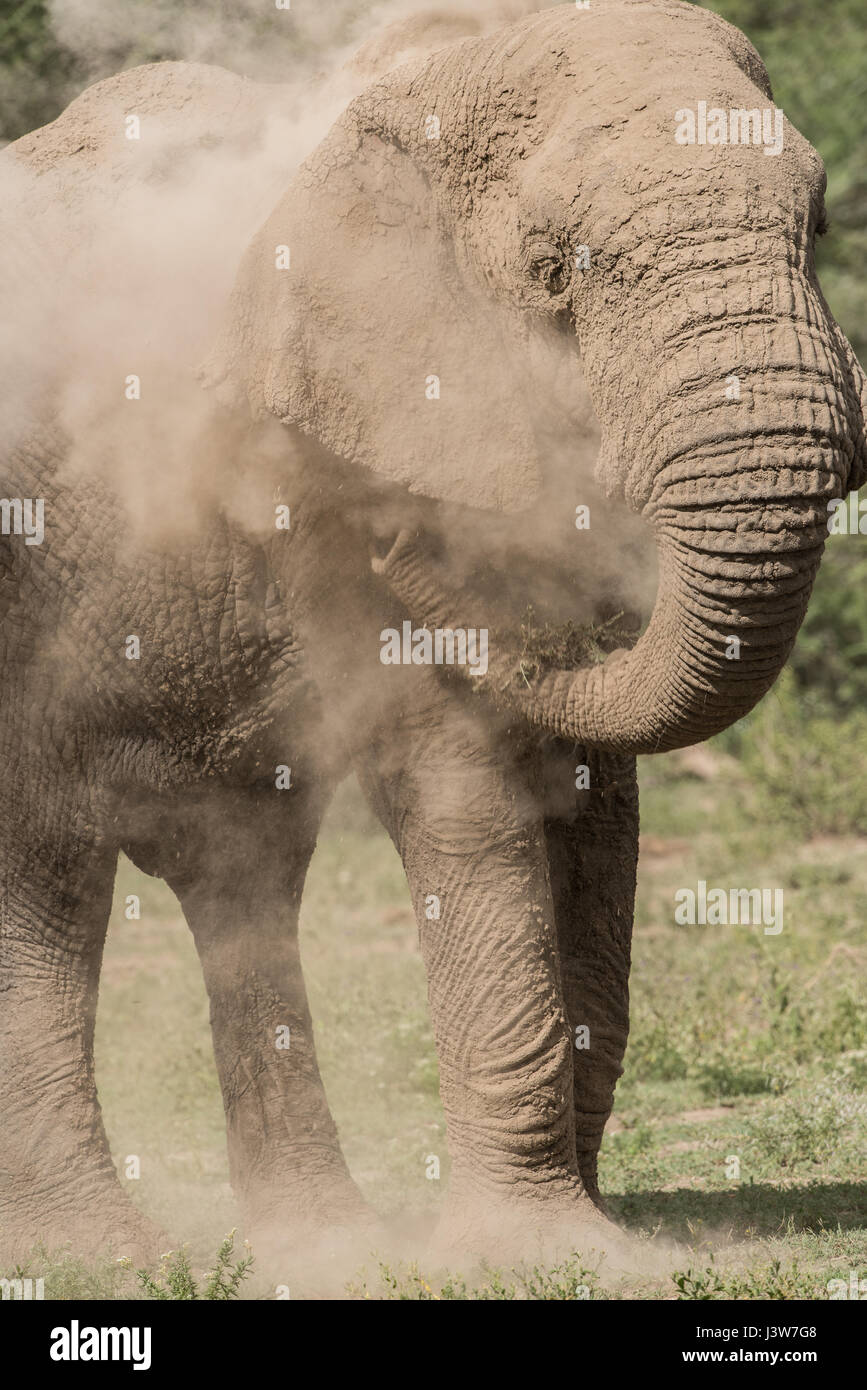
[4,3,527,532]
[47,0,528,90]
[243,1197,733,1298]
[3,0,655,614]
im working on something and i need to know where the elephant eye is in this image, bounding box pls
[525,241,571,295]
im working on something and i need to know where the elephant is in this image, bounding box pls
[1,0,864,1270]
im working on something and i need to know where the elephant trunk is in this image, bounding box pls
[374,471,826,754]
[523,513,823,753]
[843,335,867,491]
[526,301,855,751]
[377,314,853,755]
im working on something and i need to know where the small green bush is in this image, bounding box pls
[720,671,867,838]
[349,1257,599,1301]
[674,1258,823,1300]
[743,1076,867,1171]
[131,1232,253,1301]
[790,538,867,713]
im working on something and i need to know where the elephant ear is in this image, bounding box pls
[203,102,541,512]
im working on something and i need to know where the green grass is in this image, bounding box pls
[4,742,866,1300]
[130,1233,254,1301]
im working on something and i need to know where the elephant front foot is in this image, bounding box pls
[428,1174,630,1276]
[0,1190,170,1273]
[243,1216,385,1297]
[239,1178,383,1291]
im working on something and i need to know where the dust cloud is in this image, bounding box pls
[2,0,655,616]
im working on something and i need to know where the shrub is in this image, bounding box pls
[720,671,867,837]
[131,1232,253,1301]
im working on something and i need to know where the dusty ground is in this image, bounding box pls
[9,739,866,1299]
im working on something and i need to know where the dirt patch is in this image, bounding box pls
[669,746,741,783]
[639,835,691,858]
[677,1107,733,1124]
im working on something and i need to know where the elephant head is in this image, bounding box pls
[206,0,867,754]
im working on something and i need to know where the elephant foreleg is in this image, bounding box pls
[0,793,165,1264]
[542,747,638,1208]
[355,691,612,1261]
[159,783,371,1257]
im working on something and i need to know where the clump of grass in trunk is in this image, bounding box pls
[514,608,639,688]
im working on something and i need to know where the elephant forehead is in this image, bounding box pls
[456,1,817,209]
[472,0,770,102]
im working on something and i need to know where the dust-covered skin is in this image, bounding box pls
[0,0,864,1271]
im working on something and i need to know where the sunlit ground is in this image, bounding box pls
[10,739,867,1298]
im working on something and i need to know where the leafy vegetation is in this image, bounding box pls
[717,672,867,837]
[129,1233,253,1301]
[0,1,83,144]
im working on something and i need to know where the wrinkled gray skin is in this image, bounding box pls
[1,0,865,1267]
